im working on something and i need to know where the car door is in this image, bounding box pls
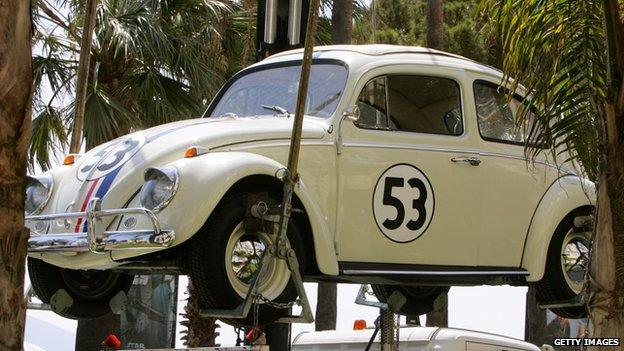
[472,79,559,267]
[335,65,483,268]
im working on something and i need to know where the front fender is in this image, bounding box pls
[160,151,338,275]
[521,175,595,281]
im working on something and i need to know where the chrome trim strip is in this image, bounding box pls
[341,142,557,168]
[28,230,175,252]
[342,269,529,276]
[221,139,333,151]
[342,141,479,155]
[25,198,173,253]
[477,151,551,167]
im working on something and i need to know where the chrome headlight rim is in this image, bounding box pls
[25,174,54,215]
[140,166,180,213]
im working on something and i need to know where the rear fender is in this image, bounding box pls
[521,175,595,281]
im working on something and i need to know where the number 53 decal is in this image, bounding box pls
[372,164,435,243]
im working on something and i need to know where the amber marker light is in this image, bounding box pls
[63,154,76,165]
[353,319,367,330]
[184,147,198,158]
[184,146,209,158]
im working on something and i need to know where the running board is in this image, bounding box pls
[340,262,529,276]
[342,269,529,276]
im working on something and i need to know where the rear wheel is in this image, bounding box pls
[536,215,591,318]
[188,194,305,327]
[27,257,134,319]
[372,285,449,316]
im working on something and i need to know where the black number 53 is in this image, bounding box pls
[382,176,428,231]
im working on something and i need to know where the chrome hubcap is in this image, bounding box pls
[561,230,590,294]
[225,223,290,301]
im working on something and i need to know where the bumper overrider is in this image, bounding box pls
[27,197,175,253]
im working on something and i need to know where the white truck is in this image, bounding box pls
[292,327,545,351]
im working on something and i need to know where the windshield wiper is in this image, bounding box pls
[261,104,290,116]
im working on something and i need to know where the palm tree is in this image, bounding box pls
[331,0,353,44]
[31,0,256,168]
[479,0,623,345]
[426,0,443,49]
[0,2,32,350]
[181,281,220,347]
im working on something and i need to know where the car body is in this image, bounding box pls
[25,45,594,321]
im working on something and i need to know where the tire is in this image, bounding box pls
[188,194,305,327]
[27,257,134,320]
[536,215,591,319]
[372,285,449,316]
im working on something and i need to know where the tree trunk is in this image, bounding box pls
[426,292,448,327]
[331,0,353,44]
[587,1,624,349]
[315,282,337,331]
[181,281,220,347]
[524,285,548,346]
[0,1,32,350]
[426,0,444,50]
[69,0,99,153]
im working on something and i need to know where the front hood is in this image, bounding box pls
[45,116,327,233]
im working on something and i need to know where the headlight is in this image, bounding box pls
[140,166,179,212]
[25,175,54,215]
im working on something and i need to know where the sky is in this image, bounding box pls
[24,280,530,350]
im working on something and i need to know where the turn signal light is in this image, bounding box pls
[184,146,209,158]
[184,147,198,158]
[63,154,76,165]
[353,319,367,330]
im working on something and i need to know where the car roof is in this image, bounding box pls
[270,44,468,60]
[259,44,504,79]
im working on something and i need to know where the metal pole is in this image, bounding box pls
[380,309,396,351]
[285,0,320,181]
[275,0,320,257]
[272,0,320,324]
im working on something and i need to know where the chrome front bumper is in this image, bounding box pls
[27,198,175,253]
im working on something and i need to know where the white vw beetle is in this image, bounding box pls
[26,45,593,324]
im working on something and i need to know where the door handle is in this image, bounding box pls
[451,156,481,166]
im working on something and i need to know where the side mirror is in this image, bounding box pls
[342,105,360,122]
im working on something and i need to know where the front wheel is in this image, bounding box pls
[372,285,449,316]
[536,215,591,318]
[188,194,305,327]
[27,257,134,319]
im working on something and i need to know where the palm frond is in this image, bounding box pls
[30,106,69,171]
[479,0,605,179]
[82,85,136,149]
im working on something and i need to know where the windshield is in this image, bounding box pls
[208,62,348,118]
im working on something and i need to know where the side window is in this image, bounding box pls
[474,81,540,145]
[356,77,389,129]
[355,75,463,135]
[386,75,463,135]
